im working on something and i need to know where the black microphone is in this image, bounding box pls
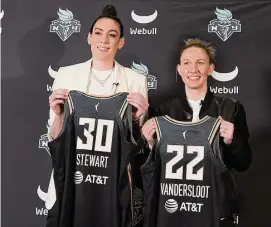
[200,100,204,106]
[112,82,119,93]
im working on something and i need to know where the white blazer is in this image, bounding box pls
[48,59,148,135]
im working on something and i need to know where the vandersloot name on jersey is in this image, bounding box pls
[161,183,210,213]
[130,9,158,35]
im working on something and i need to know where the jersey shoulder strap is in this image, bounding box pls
[207,117,221,145]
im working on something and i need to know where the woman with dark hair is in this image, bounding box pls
[49,5,148,139]
[46,5,148,227]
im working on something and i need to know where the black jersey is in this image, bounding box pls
[141,115,228,227]
[46,90,139,227]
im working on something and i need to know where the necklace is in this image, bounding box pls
[91,67,114,87]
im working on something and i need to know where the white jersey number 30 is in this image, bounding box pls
[76,118,114,153]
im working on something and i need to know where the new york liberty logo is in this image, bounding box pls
[208,8,241,41]
[131,61,157,90]
[49,8,81,41]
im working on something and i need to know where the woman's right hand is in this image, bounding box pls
[142,118,156,149]
[49,89,69,115]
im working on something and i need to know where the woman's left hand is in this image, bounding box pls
[127,92,149,120]
[219,116,234,145]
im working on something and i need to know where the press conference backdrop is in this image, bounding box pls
[1,0,271,226]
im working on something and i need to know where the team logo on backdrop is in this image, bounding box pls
[210,66,239,94]
[130,9,157,35]
[0,10,4,34]
[208,8,241,41]
[131,61,157,89]
[38,120,51,154]
[49,8,81,41]
[39,134,50,153]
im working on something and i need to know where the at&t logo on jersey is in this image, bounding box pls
[164,198,204,213]
[49,8,81,41]
[210,66,239,94]
[130,9,158,35]
[73,171,109,185]
[208,8,241,42]
[165,199,178,213]
[131,61,157,90]
[74,171,84,184]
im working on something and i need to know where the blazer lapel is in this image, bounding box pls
[77,59,92,93]
[113,60,128,93]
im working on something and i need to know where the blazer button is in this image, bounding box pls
[187,115,191,120]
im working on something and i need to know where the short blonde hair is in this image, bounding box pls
[180,38,216,64]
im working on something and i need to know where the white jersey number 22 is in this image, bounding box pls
[165,145,204,181]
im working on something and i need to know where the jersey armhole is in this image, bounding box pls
[152,117,161,159]
[127,104,136,144]
[139,118,160,169]
[208,118,221,145]
[67,93,74,115]
[119,100,137,145]
[154,117,161,142]
[208,118,227,170]
[58,94,74,136]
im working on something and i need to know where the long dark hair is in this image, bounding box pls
[89,5,124,38]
